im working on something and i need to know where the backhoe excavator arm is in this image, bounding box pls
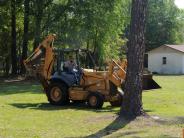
[24,34,56,89]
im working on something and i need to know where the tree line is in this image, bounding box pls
[0,0,183,76]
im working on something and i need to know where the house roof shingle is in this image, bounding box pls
[147,44,184,53]
[165,45,184,53]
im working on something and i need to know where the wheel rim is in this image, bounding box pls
[50,87,62,102]
[89,96,97,106]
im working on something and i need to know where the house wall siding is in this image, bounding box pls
[148,46,183,74]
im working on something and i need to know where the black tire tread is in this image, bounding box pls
[87,92,104,109]
[47,82,69,105]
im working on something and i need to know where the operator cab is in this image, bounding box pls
[51,48,95,87]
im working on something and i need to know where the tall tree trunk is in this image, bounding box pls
[120,0,148,117]
[11,0,18,75]
[33,0,43,50]
[21,0,30,74]
[5,57,10,76]
[34,17,42,49]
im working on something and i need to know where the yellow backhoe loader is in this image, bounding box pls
[24,34,160,108]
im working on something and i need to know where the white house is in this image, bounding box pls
[147,44,184,74]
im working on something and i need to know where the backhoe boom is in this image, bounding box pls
[24,34,56,88]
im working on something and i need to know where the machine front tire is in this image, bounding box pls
[47,82,69,105]
[87,92,104,109]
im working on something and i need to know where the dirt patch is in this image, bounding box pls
[154,116,184,126]
[85,114,117,123]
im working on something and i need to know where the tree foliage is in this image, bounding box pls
[146,0,184,50]
[0,0,184,75]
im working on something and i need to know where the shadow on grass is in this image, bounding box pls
[84,115,182,138]
[9,102,155,114]
[0,81,41,95]
[9,102,120,113]
[9,102,152,137]
[144,109,155,113]
[102,130,147,138]
[84,117,137,138]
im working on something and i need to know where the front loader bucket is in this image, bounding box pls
[143,74,161,90]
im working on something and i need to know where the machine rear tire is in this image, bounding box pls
[87,92,104,109]
[110,83,124,107]
[47,82,69,105]
[110,95,122,107]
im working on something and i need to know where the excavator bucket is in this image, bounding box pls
[143,74,161,90]
[108,60,160,91]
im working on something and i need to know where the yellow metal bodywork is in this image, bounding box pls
[24,34,159,102]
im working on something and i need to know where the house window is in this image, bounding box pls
[162,57,167,65]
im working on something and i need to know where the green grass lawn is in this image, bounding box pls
[0,76,184,138]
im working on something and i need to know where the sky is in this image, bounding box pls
[175,0,184,9]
